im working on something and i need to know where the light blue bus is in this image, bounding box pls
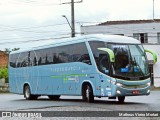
[9,34,157,103]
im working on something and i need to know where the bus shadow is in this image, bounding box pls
[93,99,146,105]
[13,96,147,105]
[36,97,146,105]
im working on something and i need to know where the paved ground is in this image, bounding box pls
[0,91,160,120]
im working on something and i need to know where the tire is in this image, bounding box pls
[48,95,60,100]
[24,85,38,100]
[118,96,125,103]
[82,84,94,103]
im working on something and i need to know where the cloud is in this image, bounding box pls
[0,0,160,50]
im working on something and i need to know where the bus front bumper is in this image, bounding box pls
[111,83,151,97]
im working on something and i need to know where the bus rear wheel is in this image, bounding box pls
[48,95,60,100]
[118,96,125,103]
[24,85,38,100]
[82,84,94,103]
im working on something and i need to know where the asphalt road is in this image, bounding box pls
[0,91,160,119]
[0,91,160,111]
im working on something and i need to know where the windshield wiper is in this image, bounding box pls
[127,46,134,73]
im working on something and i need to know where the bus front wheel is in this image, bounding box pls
[24,85,38,100]
[118,96,125,103]
[82,84,94,103]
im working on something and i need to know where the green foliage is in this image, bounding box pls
[4,48,20,54]
[0,67,8,83]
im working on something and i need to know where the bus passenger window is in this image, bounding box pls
[38,57,42,65]
[78,54,91,65]
[33,57,36,66]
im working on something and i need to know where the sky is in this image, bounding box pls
[0,0,160,51]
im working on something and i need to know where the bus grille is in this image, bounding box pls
[122,84,148,89]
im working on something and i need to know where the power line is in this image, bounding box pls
[0,23,69,32]
[0,21,97,31]
[0,36,70,46]
[0,32,71,41]
[1,0,62,6]
[0,29,71,34]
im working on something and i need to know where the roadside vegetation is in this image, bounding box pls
[0,67,8,83]
[0,67,9,93]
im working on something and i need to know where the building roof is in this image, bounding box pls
[98,19,160,25]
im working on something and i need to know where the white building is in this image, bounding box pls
[81,19,160,87]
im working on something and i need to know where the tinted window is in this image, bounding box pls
[10,53,19,68]
[30,51,38,66]
[89,41,111,74]
[10,42,91,68]
[17,52,28,67]
[57,45,71,63]
[72,43,91,64]
[89,41,105,66]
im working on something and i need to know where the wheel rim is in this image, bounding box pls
[86,88,89,99]
[25,87,30,98]
[86,86,90,101]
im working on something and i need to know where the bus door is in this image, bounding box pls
[98,54,112,95]
[98,48,115,97]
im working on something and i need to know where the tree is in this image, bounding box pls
[4,48,11,54]
[12,48,20,51]
[4,48,20,54]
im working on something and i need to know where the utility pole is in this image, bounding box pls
[153,0,155,20]
[61,0,83,37]
[71,0,75,37]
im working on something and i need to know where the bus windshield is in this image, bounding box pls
[89,41,150,80]
[108,44,149,80]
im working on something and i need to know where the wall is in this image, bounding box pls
[0,51,8,68]
[81,22,160,44]
[143,45,160,87]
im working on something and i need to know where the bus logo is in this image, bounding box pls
[2,112,11,118]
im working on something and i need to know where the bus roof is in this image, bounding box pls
[10,34,140,54]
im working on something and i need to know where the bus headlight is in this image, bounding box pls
[116,90,121,94]
[146,82,151,86]
[116,83,123,87]
[111,81,116,84]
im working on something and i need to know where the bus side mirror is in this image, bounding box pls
[144,49,157,64]
[97,48,115,63]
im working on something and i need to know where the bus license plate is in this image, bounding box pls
[132,90,139,94]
